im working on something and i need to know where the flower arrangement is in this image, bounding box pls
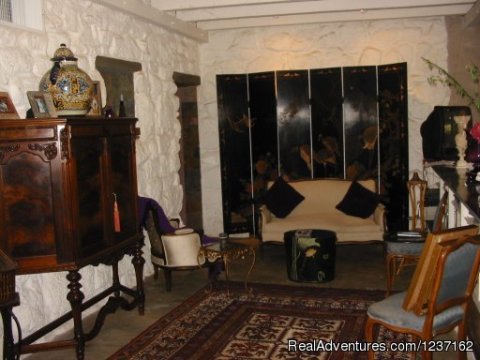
[422,57,480,116]
[470,122,480,143]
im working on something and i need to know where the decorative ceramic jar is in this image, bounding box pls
[39,44,93,116]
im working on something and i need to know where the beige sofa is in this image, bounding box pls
[259,178,385,244]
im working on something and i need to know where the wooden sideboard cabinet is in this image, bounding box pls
[0,118,144,359]
[0,117,140,272]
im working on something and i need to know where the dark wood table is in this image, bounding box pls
[198,240,256,293]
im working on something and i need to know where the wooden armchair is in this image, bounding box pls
[366,225,480,360]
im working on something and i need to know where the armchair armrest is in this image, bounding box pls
[258,205,272,238]
[260,205,272,224]
[169,219,199,236]
[169,218,180,229]
[174,227,194,235]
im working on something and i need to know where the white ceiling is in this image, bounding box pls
[151,0,477,31]
[95,0,479,42]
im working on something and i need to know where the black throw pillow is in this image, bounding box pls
[336,181,380,219]
[262,177,305,218]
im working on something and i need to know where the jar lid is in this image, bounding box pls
[51,43,77,61]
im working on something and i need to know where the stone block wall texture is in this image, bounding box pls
[447,16,480,123]
[0,0,199,347]
[198,17,450,236]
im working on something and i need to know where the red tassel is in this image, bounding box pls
[113,196,121,232]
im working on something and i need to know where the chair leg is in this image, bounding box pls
[163,269,172,292]
[385,255,395,296]
[153,265,159,280]
[457,322,466,341]
[396,257,406,275]
[364,317,376,360]
[258,241,265,260]
[423,347,433,360]
[208,263,219,281]
[457,322,467,360]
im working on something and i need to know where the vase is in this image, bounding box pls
[39,44,93,116]
[454,115,470,168]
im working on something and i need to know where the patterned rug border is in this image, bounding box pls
[108,282,391,360]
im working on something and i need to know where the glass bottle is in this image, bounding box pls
[119,94,126,117]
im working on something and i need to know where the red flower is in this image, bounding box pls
[470,123,480,142]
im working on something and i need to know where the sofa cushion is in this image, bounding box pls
[335,181,380,219]
[262,177,305,218]
[269,179,376,217]
[261,213,384,243]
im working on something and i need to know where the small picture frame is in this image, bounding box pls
[27,91,57,118]
[0,92,19,119]
[87,81,102,116]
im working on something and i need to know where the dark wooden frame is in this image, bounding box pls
[27,91,57,118]
[86,81,102,116]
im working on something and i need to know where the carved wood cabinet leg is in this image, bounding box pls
[132,240,145,315]
[66,270,85,360]
[1,307,16,360]
[112,262,120,297]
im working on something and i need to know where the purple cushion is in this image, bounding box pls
[138,196,218,245]
[138,196,176,233]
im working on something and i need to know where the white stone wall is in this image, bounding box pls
[198,18,451,236]
[0,0,199,349]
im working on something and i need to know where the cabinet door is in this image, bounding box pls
[0,123,65,272]
[1,152,56,258]
[108,135,138,244]
[70,136,108,258]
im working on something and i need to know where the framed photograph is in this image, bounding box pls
[0,92,19,119]
[27,91,57,118]
[87,81,102,116]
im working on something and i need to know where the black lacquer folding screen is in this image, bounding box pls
[276,70,311,181]
[217,63,408,234]
[378,63,409,231]
[249,72,278,200]
[310,67,344,178]
[217,75,252,233]
[343,66,379,180]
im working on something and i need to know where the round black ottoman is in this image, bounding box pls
[284,229,337,282]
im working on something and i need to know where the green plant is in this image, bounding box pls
[422,57,480,115]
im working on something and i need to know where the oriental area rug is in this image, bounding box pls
[108,282,412,360]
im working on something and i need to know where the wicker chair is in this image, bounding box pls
[385,173,448,295]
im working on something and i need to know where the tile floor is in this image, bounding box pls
[25,243,461,359]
